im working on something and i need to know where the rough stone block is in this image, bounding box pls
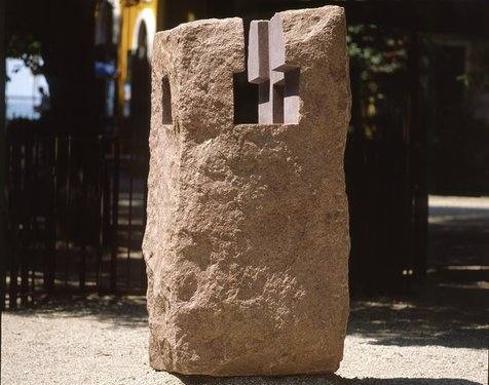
[143,5,351,377]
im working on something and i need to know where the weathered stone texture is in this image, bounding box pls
[143,5,351,376]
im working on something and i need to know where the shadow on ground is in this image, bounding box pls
[5,294,148,328]
[429,202,489,267]
[348,281,489,349]
[171,374,482,385]
[6,276,488,349]
[344,197,489,350]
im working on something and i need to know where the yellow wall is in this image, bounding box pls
[118,0,160,110]
[117,0,205,115]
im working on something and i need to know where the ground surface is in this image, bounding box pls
[2,196,488,385]
[429,195,489,268]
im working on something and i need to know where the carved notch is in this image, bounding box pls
[247,17,300,124]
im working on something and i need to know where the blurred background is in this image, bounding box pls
[2,0,489,309]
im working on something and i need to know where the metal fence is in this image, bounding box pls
[2,128,149,309]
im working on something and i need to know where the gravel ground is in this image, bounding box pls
[2,286,487,385]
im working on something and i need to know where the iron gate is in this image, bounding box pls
[2,125,149,309]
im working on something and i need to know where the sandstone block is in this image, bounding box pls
[143,5,351,376]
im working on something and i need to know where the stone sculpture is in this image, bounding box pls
[143,5,351,376]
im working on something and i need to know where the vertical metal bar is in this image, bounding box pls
[64,136,72,289]
[100,136,110,292]
[110,138,119,292]
[0,0,7,310]
[1,139,10,309]
[408,31,428,283]
[45,136,58,294]
[5,140,13,308]
[79,139,86,292]
[79,244,86,291]
[102,138,111,249]
[96,137,104,293]
[9,255,19,309]
[127,154,133,291]
[30,138,39,301]
[9,139,20,309]
[21,139,32,305]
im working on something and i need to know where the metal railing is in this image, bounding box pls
[2,129,149,309]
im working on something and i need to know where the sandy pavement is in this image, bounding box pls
[2,292,487,385]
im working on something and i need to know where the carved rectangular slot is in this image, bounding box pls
[258,81,270,123]
[273,82,284,124]
[162,76,172,124]
[284,68,300,124]
[233,72,259,124]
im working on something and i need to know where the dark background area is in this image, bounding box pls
[2,0,489,308]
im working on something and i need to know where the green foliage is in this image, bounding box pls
[463,43,489,91]
[347,24,408,79]
[7,34,44,79]
[347,24,409,140]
